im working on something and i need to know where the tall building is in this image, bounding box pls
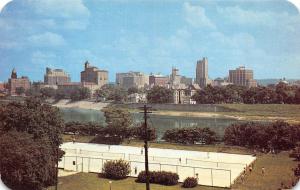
[44,67,70,85]
[116,71,149,89]
[170,67,181,85]
[8,68,30,95]
[149,74,169,87]
[229,66,257,88]
[196,57,208,88]
[80,61,108,88]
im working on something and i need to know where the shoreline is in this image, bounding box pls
[52,100,300,123]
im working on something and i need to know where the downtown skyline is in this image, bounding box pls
[0,0,300,82]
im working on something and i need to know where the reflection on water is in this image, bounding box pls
[60,108,242,139]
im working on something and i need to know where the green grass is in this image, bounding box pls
[54,139,298,190]
[218,104,300,123]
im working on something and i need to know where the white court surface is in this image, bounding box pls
[59,142,256,188]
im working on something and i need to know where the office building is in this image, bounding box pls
[196,57,208,88]
[229,66,257,88]
[44,67,70,85]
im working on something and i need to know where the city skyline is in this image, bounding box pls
[1,0,300,82]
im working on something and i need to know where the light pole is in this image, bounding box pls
[109,181,112,190]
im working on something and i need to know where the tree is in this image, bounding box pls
[103,107,132,128]
[0,98,64,190]
[70,87,91,101]
[147,86,173,104]
[100,107,133,143]
[128,87,138,95]
[94,89,107,102]
[40,87,56,98]
[15,87,25,95]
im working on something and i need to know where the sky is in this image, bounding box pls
[0,0,300,82]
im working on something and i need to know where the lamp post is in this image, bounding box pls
[109,181,112,190]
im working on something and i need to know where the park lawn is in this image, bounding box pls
[57,138,298,190]
[218,104,300,123]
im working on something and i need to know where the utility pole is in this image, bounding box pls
[140,104,152,190]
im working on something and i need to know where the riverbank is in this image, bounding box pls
[53,99,109,111]
[53,100,300,123]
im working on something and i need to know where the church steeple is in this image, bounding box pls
[11,68,17,79]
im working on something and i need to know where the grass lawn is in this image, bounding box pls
[55,138,298,190]
[218,104,300,123]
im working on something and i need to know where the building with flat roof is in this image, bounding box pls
[44,67,70,85]
[116,71,149,89]
[8,69,30,95]
[229,66,257,88]
[81,61,108,88]
[196,57,208,88]
[149,74,169,87]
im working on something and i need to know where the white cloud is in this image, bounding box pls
[217,6,275,26]
[28,32,66,47]
[28,0,90,19]
[183,2,216,29]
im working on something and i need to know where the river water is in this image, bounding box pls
[60,108,242,139]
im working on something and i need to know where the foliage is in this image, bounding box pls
[94,88,107,102]
[136,171,179,186]
[182,177,198,188]
[128,123,157,141]
[40,87,56,98]
[147,86,173,104]
[0,98,64,190]
[192,83,300,104]
[128,87,139,95]
[163,127,218,145]
[289,146,300,161]
[102,160,131,180]
[65,122,103,136]
[224,121,300,151]
[70,87,91,101]
[103,107,132,128]
[15,86,25,95]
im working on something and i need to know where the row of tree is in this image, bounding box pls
[192,82,300,104]
[224,121,300,150]
[26,86,91,101]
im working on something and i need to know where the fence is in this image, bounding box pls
[129,154,181,164]
[186,158,247,170]
[59,155,232,188]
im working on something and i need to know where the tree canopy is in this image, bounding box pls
[0,98,64,190]
[147,86,173,104]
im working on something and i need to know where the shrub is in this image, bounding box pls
[224,121,300,151]
[102,160,131,179]
[136,171,179,186]
[182,177,198,188]
[163,127,218,145]
[290,146,300,161]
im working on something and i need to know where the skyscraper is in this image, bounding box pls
[196,57,208,88]
[229,66,257,88]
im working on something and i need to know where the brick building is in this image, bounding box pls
[229,66,257,88]
[8,69,30,95]
[81,61,108,88]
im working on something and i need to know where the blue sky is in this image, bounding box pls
[0,0,300,82]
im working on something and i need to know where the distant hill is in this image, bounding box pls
[257,79,300,86]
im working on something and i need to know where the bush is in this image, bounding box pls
[224,121,300,151]
[182,177,198,188]
[136,171,179,186]
[290,146,300,161]
[102,160,130,179]
[163,127,218,145]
